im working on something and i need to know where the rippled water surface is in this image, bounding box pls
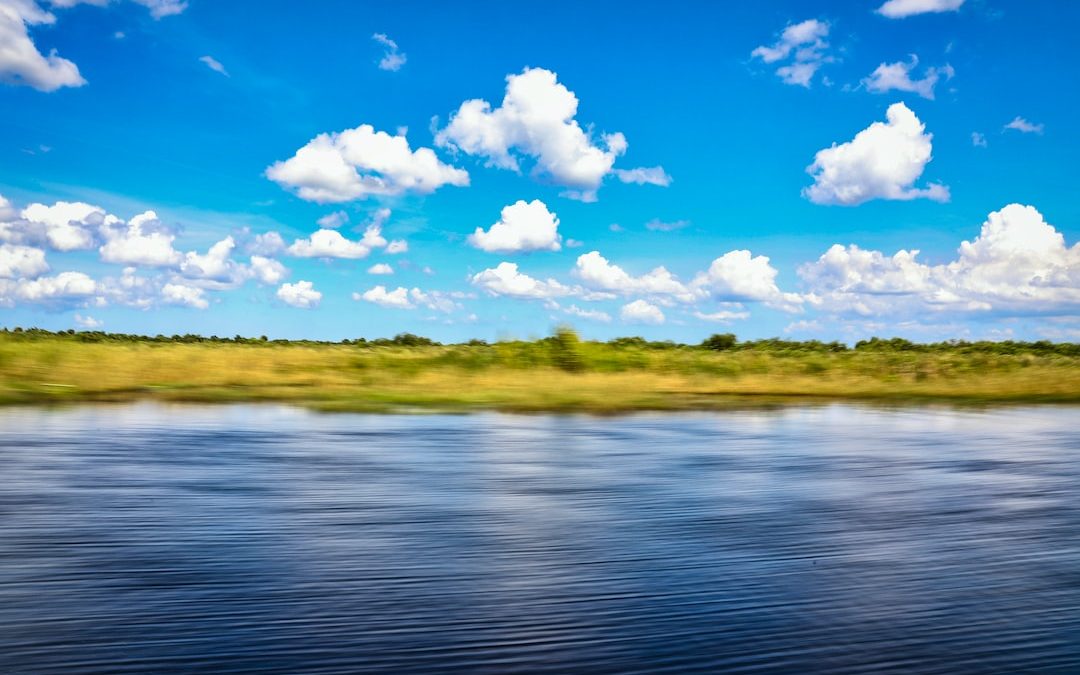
[1,404,1078,673]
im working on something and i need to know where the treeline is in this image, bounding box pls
[2,327,1078,356]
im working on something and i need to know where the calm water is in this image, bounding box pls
[0,404,1078,674]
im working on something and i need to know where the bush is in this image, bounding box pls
[549,326,586,372]
[702,333,737,351]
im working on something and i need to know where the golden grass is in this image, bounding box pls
[1,338,1078,412]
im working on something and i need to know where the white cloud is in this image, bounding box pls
[367,263,393,275]
[691,250,803,312]
[277,280,321,308]
[267,124,468,203]
[356,285,461,313]
[179,236,248,287]
[564,304,611,322]
[621,299,665,324]
[862,56,953,100]
[18,200,108,250]
[51,0,188,20]
[372,32,406,71]
[287,228,373,259]
[2,0,185,93]
[751,19,832,88]
[784,319,823,334]
[0,0,85,92]
[249,255,288,285]
[73,313,102,328]
[971,132,987,147]
[99,210,182,266]
[876,0,965,19]
[799,204,1080,317]
[0,243,49,278]
[574,250,695,302]
[199,55,228,77]
[161,282,208,309]
[248,231,286,255]
[386,239,407,254]
[644,218,688,232]
[693,309,751,322]
[470,262,573,300]
[316,211,348,229]
[803,102,949,206]
[436,67,657,201]
[468,199,561,253]
[613,166,672,187]
[0,270,96,307]
[358,284,412,309]
[1004,116,1044,134]
[130,0,186,19]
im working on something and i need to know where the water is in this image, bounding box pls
[0,404,1077,674]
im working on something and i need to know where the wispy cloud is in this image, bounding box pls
[199,56,229,77]
[372,33,407,72]
[1004,116,1044,134]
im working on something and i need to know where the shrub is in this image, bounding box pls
[702,333,737,351]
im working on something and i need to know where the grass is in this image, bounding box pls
[2,329,1078,413]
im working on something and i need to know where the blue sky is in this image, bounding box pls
[1,0,1077,342]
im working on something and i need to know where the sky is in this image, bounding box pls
[1,0,1078,343]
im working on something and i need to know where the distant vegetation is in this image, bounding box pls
[1,327,1078,412]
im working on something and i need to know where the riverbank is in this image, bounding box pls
[3,331,1078,412]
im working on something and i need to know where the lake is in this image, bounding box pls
[1,403,1077,673]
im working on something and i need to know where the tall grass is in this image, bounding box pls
[1,328,1078,412]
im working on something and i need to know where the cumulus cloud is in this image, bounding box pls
[691,250,803,312]
[751,19,832,87]
[287,227,384,259]
[99,210,182,266]
[357,284,412,309]
[803,102,949,206]
[971,132,987,148]
[0,0,85,91]
[621,299,665,324]
[862,56,953,100]
[386,239,408,254]
[468,199,561,253]
[876,0,965,19]
[1004,116,1044,134]
[267,124,468,203]
[574,251,695,302]
[178,236,250,288]
[249,255,288,285]
[17,200,109,250]
[355,285,461,313]
[161,282,208,309]
[367,263,393,275]
[2,0,186,92]
[372,32,405,71]
[436,67,663,201]
[199,55,228,77]
[0,270,96,307]
[276,280,321,308]
[0,243,49,278]
[470,262,574,300]
[799,204,1080,317]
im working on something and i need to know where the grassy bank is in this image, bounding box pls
[1,329,1078,412]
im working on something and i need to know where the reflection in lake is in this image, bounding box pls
[1,404,1078,673]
